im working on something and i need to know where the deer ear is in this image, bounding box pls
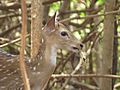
[44,13,56,32]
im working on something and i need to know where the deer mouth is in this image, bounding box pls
[72,46,79,52]
[72,47,79,50]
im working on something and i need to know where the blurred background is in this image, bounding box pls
[0,0,120,90]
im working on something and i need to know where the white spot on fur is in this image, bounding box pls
[42,38,44,43]
[40,56,42,60]
[33,67,36,71]
[1,86,5,88]
[28,59,31,63]
[37,63,40,66]
[0,77,7,81]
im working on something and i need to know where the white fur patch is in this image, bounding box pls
[50,47,57,65]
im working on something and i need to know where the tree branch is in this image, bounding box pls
[60,9,120,22]
[52,74,120,79]
[19,0,30,89]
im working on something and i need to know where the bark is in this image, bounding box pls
[31,0,44,58]
[112,4,118,89]
[42,2,49,25]
[100,0,116,90]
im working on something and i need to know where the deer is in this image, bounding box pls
[0,14,83,90]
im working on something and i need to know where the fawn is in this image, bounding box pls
[0,14,83,90]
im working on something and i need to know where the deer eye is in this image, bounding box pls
[61,31,68,36]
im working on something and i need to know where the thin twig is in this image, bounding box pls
[60,53,84,90]
[42,0,62,5]
[0,2,31,10]
[60,9,120,22]
[0,13,20,19]
[0,34,30,48]
[52,74,120,79]
[0,23,21,37]
[19,0,30,90]
[69,80,100,90]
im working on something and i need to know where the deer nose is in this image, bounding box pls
[80,43,83,49]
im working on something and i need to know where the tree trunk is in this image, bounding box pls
[112,1,118,88]
[31,0,44,58]
[100,0,116,90]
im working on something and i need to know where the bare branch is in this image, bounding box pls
[42,0,62,5]
[19,0,30,89]
[52,74,120,79]
[60,9,120,22]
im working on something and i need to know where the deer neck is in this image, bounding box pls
[30,40,57,72]
[44,43,57,65]
[29,41,57,89]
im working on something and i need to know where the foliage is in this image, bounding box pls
[0,0,119,89]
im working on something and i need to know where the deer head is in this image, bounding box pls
[42,14,83,52]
